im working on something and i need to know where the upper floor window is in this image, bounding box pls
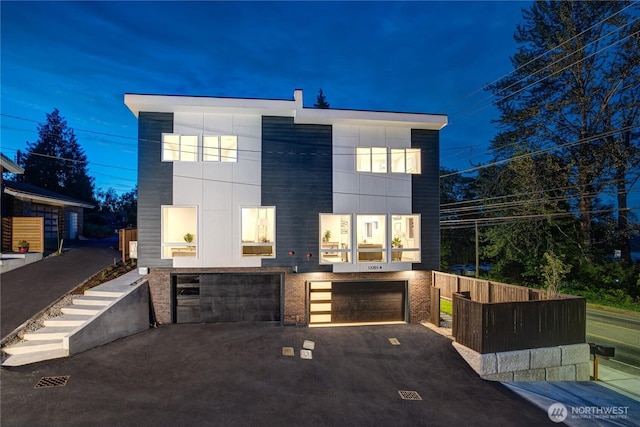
[162,134,198,162]
[356,147,387,173]
[390,214,421,262]
[241,206,275,257]
[319,214,351,264]
[161,205,197,259]
[356,214,386,262]
[391,148,421,174]
[204,135,238,163]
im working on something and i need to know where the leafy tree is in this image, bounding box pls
[314,88,330,109]
[486,1,637,261]
[540,250,572,298]
[17,109,94,203]
[440,168,477,270]
[96,188,119,213]
[118,184,138,226]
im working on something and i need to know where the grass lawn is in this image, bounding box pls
[440,298,452,316]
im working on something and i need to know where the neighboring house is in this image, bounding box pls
[124,89,447,326]
[1,155,94,252]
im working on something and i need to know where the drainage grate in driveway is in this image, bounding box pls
[398,390,422,401]
[34,376,70,389]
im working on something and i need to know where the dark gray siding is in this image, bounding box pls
[412,129,440,270]
[261,116,333,273]
[138,112,174,268]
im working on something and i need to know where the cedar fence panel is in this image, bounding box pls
[430,286,441,327]
[11,217,44,253]
[436,272,586,353]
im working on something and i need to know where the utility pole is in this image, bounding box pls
[475,220,479,278]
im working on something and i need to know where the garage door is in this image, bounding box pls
[173,273,282,323]
[309,280,406,326]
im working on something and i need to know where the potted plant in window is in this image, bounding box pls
[18,240,29,253]
[392,236,402,261]
[323,230,332,243]
[183,233,194,244]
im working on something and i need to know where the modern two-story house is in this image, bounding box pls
[124,89,447,326]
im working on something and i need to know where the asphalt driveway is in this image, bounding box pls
[1,237,121,338]
[0,323,557,426]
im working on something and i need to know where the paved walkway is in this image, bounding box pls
[0,238,120,338]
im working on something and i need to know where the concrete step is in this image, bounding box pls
[3,340,64,355]
[72,296,116,306]
[44,314,93,327]
[61,305,102,316]
[23,327,76,341]
[84,289,125,298]
[2,348,69,367]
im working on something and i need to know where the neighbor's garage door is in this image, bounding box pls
[309,280,406,325]
[174,273,282,323]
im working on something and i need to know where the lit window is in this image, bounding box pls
[162,134,198,162]
[203,135,238,163]
[241,207,275,257]
[319,214,352,264]
[356,214,386,262]
[356,147,387,173]
[203,135,219,162]
[161,206,197,258]
[391,148,421,174]
[390,214,421,262]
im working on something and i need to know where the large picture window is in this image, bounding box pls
[356,147,387,173]
[161,206,197,258]
[162,134,198,162]
[241,207,275,257]
[319,214,352,264]
[356,214,386,262]
[203,135,238,163]
[391,148,421,174]
[390,214,421,262]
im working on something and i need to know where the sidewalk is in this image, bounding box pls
[423,315,640,426]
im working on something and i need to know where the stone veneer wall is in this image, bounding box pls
[453,341,591,382]
[144,268,432,325]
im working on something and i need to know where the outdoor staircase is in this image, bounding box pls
[1,271,147,367]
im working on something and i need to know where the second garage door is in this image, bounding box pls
[174,273,282,323]
[309,280,407,325]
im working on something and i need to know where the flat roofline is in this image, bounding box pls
[124,90,448,130]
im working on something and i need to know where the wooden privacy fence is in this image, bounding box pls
[119,228,137,263]
[433,271,586,354]
[432,271,547,302]
[452,292,586,353]
[10,217,44,253]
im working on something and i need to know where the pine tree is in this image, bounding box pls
[18,109,95,203]
[314,89,330,109]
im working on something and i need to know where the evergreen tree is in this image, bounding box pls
[18,109,95,203]
[314,89,330,108]
[486,1,637,262]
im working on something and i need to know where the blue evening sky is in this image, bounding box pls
[1,1,531,195]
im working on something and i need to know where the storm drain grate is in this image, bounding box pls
[34,376,70,389]
[398,390,422,401]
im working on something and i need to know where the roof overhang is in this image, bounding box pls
[1,154,24,174]
[3,187,94,209]
[124,89,448,130]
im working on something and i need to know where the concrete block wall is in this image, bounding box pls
[144,267,432,325]
[453,341,591,382]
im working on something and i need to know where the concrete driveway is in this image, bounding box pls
[0,237,121,338]
[0,323,557,426]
